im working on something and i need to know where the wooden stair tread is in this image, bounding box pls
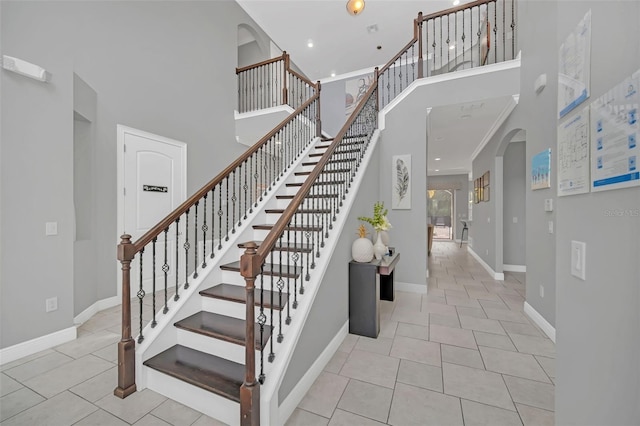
[220,261,303,278]
[286,181,345,187]
[316,140,364,149]
[276,193,338,199]
[174,311,272,350]
[302,158,355,166]
[143,345,243,402]
[265,208,331,214]
[200,283,288,310]
[295,168,350,176]
[237,240,313,253]
[253,224,322,232]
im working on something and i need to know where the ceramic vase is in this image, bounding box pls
[373,232,386,260]
[352,237,374,262]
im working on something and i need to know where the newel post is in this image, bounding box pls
[240,242,261,426]
[282,51,289,106]
[417,12,424,79]
[114,234,137,398]
[316,81,322,138]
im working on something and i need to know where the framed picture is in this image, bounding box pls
[532,149,552,190]
[392,155,411,209]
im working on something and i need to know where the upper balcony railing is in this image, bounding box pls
[236,52,317,114]
[378,0,517,109]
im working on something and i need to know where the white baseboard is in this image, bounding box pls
[0,326,77,365]
[279,321,348,425]
[74,296,120,325]
[503,264,526,273]
[396,281,427,294]
[524,302,556,343]
[467,247,504,280]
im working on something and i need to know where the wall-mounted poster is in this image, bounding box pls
[558,107,590,196]
[532,149,551,190]
[590,71,640,192]
[392,155,411,209]
[558,9,591,118]
[346,74,374,117]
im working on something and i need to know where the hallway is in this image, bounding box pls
[287,241,555,425]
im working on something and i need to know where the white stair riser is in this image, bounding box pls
[145,367,240,426]
[201,297,289,328]
[176,328,263,365]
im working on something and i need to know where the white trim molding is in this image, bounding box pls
[467,246,504,280]
[0,327,77,365]
[524,302,556,343]
[74,296,120,325]
[279,321,348,425]
[503,264,527,273]
[470,94,519,162]
[396,281,427,294]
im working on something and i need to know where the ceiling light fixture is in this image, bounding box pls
[435,157,441,161]
[435,169,440,172]
[346,0,365,16]
[307,40,314,48]
[449,45,456,50]
[453,0,460,5]
[331,72,336,77]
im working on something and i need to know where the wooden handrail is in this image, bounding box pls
[235,52,286,74]
[377,37,418,75]
[127,92,319,255]
[287,68,317,89]
[419,0,495,21]
[250,79,377,263]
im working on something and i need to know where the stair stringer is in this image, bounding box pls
[258,130,381,426]
[132,137,321,388]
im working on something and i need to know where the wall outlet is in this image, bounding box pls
[548,221,554,234]
[571,240,587,280]
[539,285,544,298]
[45,222,58,236]
[45,297,58,312]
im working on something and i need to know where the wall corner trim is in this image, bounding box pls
[467,246,504,280]
[524,302,556,343]
[396,281,427,294]
[74,296,120,326]
[279,321,348,425]
[503,264,527,273]
[0,327,77,366]
[470,94,520,162]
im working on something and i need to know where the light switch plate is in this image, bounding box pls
[571,241,586,280]
[548,221,554,234]
[45,222,58,236]
[544,199,553,212]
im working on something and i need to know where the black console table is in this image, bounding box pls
[348,251,400,338]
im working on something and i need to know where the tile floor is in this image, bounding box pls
[0,241,555,425]
[286,241,555,426]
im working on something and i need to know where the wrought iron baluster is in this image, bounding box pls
[502,0,506,62]
[478,5,482,64]
[210,189,215,259]
[218,184,223,250]
[183,208,190,294]
[493,1,498,64]
[511,0,516,59]
[433,19,437,70]
[193,201,199,279]
[202,195,208,268]
[243,160,248,220]
[151,239,157,327]
[268,251,275,362]
[162,228,170,307]
[225,177,230,241]
[285,223,292,325]
[292,213,299,308]
[231,171,237,234]
[174,218,179,308]
[257,268,266,383]
[137,249,145,343]
[446,15,451,71]
[461,11,465,65]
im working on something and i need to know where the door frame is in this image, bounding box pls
[116,124,188,299]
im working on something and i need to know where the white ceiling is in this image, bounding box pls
[235,0,517,176]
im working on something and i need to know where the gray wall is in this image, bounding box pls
[278,141,380,404]
[428,173,470,240]
[503,141,526,266]
[553,2,640,424]
[320,79,347,137]
[0,0,274,348]
[238,40,266,69]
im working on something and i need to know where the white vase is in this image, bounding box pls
[379,230,390,246]
[352,237,374,262]
[373,232,386,260]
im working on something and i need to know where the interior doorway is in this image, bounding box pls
[428,189,454,240]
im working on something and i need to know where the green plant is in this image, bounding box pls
[358,202,392,232]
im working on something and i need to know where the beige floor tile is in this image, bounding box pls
[80,311,123,333]
[324,350,349,374]
[430,313,461,328]
[96,388,167,424]
[396,359,443,392]
[133,414,172,425]
[0,349,55,373]
[390,336,441,367]
[55,330,120,359]
[24,354,113,398]
[503,376,555,411]
[1,391,97,426]
[516,403,554,426]
[390,307,429,326]
[446,295,482,309]
[456,306,487,319]
[479,346,550,383]
[0,374,22,397]
[285,408,329,426]
[535,356,555,379]
[0,387,46,422]
[442,344,485,369]
[479,299,509,310]
[430,324,477,349]
[426,288,445,298]
[445,289,469,299]
[337,334,359,353]
[422,301,458,316]
[298,371,349,417]
[466,289,502,301]
[442,362,515,411]
[4,351,73,382]
[354,336,393,356]
[69,366,118,402]
[509,333,556,358]
[500,321,543,337]
[74,409,129,426]
[92,342,119,363]
[424,295,446,305]
[388,382,463,426]
[340,350,399,389]
[151,398,203,426]
[393,292,422,311]
[461,399,523,426]
[191,414,229,426]
[328,409,385,426]
[474,331,517,351]
[337,379,393,423]
[484,308,530,324]
[395,322,429,340]
[379,320,398,339]
[459,316,506,335]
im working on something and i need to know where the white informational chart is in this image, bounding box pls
[590,72,640,192]
[557,107,590,196]
[558,10,591,119]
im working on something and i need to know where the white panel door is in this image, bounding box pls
[118,125,186,298]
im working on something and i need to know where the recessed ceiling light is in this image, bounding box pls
[453,0,460,5]
[435,157,441,161]
[435,169,440,172]
[366,24,378,34]
[307,40,314,48]
[331,72,336,77]
[460,114,472,119]
[449,45,456,50]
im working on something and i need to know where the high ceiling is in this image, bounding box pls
[236,0,518,177]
